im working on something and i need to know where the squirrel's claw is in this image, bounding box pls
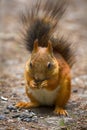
[15,102,29,108]
[30,80,37,88]
[41,80,48,88]
[54,107,68,116]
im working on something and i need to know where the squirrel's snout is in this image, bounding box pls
[34,78,42,83]
[34,75,45,83]
[34,76,40,83]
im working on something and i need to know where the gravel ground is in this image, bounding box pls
[0,0,87,130]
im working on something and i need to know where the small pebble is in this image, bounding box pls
[25,110,29,113]
[17,117,21,121]
[12,109,17,112]
[12,114,20,118]
[20,127,26,130]
[73,89,78,93]
[32,116,38,123]
[23,118,32,122]
[19,113,29,118]
[29,112,36,117]
[28,109,32,112]
[4,110,9,114]
[64,117,74,124]
[0,115,5,120]
[8,119,14,122]
[61,126,67,130]
[1,96,8,101]
[7,105,17,111]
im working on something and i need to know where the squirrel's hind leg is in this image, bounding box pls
[54,107,68,116]
[15,85,40,109]
[54,75,71,116]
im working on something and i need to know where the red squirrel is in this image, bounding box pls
[16,0,75,116]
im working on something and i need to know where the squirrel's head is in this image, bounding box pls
[26,39,59,82]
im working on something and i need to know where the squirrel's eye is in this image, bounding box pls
[30,62,33,68]
[47,62,51,69]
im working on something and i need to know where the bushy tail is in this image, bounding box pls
[19,0,75,67]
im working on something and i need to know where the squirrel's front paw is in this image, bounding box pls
[41,80,48,88]
[15,102,28,108]
[30,80,37,88]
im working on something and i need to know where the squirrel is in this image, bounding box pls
[16,0,75,116]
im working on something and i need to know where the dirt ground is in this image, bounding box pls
[0,0,87,130]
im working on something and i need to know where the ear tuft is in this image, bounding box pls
[33,39,38,52]
[47,40,53,56]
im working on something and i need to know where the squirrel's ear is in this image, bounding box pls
[47,40,53,57]
[33,39,38,52]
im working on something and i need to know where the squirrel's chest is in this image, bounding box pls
[28,87,60,105]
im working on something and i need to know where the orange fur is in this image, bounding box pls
[16,41,71,116]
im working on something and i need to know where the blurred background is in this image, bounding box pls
[0,0,87,76]
[0,0,87,129]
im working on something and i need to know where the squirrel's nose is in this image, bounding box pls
[34,76,40,82]
[34,75,44,83]
[35,79,39,82]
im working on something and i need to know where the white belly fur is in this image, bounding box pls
[28,86,60,105]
